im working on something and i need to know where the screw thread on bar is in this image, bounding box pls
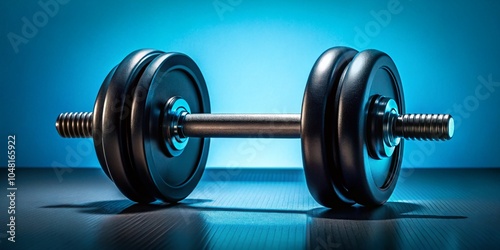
[394,114,454,141]
[56,112,93,138]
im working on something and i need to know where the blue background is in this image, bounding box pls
[1,0,499,169]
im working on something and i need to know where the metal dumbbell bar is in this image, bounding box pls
[57,106,452,155]
[55,47,453,208]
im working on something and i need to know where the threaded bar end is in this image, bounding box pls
[56,112,93,138]
[394,114,454,141]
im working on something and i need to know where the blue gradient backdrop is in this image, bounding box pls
[1,0,499,168]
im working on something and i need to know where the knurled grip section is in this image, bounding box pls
[56,112,93,138]
[393,114,454,141]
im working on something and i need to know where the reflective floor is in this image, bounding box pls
[0,168,499,249]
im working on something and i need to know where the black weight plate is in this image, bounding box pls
[337,50,404,206]
[301,47,357,208]
[101,49,163,203]
[93,66,116,179]
[130,53,210,202]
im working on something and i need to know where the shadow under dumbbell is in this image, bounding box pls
[41,200,467,249]
[307,202,467,220]
[42,198,212,215]
[42,200,466,220]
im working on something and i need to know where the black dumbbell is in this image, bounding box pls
[55,47,454,208]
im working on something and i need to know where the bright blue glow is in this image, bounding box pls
[1,0,499,168]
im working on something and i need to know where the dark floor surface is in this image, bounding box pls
[0,168,499,249]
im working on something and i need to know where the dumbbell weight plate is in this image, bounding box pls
[93,66,116,179]
[101,49,163,203]
[338,50,405,206]
[301,47,357,208]
[130,53,210,202]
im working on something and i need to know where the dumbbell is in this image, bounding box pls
[55,47,453,208]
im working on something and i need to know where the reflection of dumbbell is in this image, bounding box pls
[55,47,453,208]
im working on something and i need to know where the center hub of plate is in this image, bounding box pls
[368,95,401,159]
[163,96,191,157]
